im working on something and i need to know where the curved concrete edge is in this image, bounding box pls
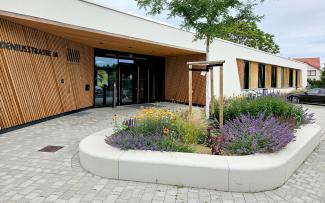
[79,124,322,192]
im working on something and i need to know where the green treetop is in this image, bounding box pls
[135,0,280,57]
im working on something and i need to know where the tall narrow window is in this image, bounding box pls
[289,69,294,87]
[295,69,299,87]
[271,65,277,88]
[243,61,250,89]
[258,63,266,88]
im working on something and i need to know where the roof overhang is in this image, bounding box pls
[0,11,205,57]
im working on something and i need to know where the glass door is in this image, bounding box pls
[138,61,149,104]
[119,62,137,105]
[94,57,118,107]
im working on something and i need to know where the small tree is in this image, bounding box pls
[135,0,270,59]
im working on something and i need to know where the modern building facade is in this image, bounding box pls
[0,0,308,131]
[295,57,322,80]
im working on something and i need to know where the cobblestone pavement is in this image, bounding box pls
[0,103,324,203]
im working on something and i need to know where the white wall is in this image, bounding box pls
[0,0,205,53]
[307,66,322,80]
[0,0,308,99]
[208,39,308,98]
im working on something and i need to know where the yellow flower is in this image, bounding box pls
[163,127,170,136]
[112,114,118,121]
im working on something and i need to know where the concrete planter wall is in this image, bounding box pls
[79,124,321,192]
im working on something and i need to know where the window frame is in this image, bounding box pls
[289,69,294,87]
[258,63,266,89]
[271,65,277,88]
[308,70,317,76]
[243,60,250,89]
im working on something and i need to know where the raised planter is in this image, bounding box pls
[79,124,322,192]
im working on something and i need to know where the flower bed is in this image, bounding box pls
[79,123,322,192]
[80,94,321,191]
[106,107,209,154]
[106,94,314,156]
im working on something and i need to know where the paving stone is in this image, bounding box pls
[0,103,324,202]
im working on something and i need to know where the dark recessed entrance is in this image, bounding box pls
[94,49,165,107]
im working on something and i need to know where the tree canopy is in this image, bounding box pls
[135,0,280,54]
[224,21,280,54]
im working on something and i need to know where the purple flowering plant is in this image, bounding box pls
[105,111,193,153]
[220,113,295,155]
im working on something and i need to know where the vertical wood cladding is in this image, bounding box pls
[236,59,244,89]
[265,64,272,89]
[297,70,302,87]
[236,59,302,90]
[249,62,259,89]
[165,54,206,105]
[0,18,93,129]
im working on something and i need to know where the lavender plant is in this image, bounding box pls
[105,129,192,152]
[220,113,295,155]
[106,110,193,153]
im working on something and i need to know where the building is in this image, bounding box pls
[0,0,308,131]
[295,57,322,80]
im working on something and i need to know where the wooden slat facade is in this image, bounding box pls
[265,64,272,89]
[236,59,245,89]
[0,18,93,130]
[249,62,259,89]
[165,54,206,105]
[236,59,303,90]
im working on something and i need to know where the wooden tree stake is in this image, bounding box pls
[210,67,214,115]
[219,66,224,127]
[189,65,193,113]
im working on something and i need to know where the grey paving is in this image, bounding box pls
[0,102,324,203]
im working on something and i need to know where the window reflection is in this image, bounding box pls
[95,57,118,68]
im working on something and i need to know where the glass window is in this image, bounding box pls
[271,65,277,88]
[289,69,294,87]
[258,63,266,88]
[296,70,299,87]
[243,61,250,89]
[308,70,316,76]
[308,89,320,94]
[119,59,134,64]
[320,89,325,94]
[95,57,118,107]
[95,57,118,69]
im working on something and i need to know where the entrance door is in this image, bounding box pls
[94,57,118,107]
[119,63,137,105]
[138,63,149,104]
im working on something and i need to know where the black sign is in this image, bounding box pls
[0,41,58,57]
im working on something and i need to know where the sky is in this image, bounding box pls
[93,0,325,66]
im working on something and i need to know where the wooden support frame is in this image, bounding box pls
[189,65,193,113]
[187,60,225,127]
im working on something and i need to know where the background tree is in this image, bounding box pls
[224,21,280,54]
[135,0,279,58]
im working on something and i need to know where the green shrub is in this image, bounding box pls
[214,95,304,127]
[172,110,208,145]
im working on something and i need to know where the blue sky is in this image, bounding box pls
[93,0,325,66]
